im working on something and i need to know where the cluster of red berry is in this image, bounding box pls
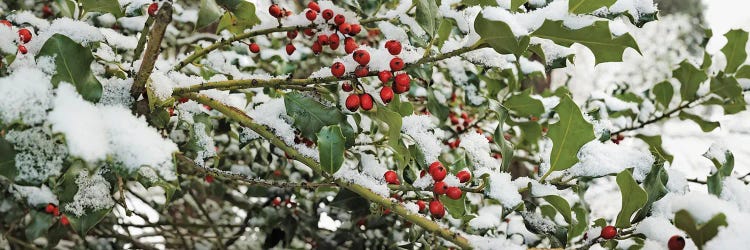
[597,226,684,250]
[341,40,410,112]
[1,20,33,55]
[611,133,625,144]
[384,161,472,219]
[44,203,70,226]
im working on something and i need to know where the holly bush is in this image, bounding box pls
[0,0,749,249]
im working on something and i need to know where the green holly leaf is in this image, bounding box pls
[569,0,616,14]
[511,0,529,11]
[736,65,750,79]
[373,106,409,169]
[517,121,542,147]
[475,12,530,57]
[37,34,102,103]
[632,162,669,223]
[196,0,223,29]
[285,92,344,141]
[568,204,589,241]
[674,210,727,249]
[652,81,673,110]
[615,170,647,228]
[720,29,748,74]
[635,135,673,163]
[543,195,572,223]
[462,0,500,7]
[426,88,449,124]
[678,112,719,132]
[532,20,639,64]
[491,103,515,171]
[543,95,594,177]
[440,192,467,218]
[415,0,439,38]
[709,74,743,99]
[58,164,113,236]
[0,136,18,180]
[317,125,345,175]
[673,60,708,102]
[81,0,124,17]
[56,0,77,18]
[216,1,261,35]
[504,89,544,117]
[704,96,747,115]
[435,19,455,48]
[25,210,54,240]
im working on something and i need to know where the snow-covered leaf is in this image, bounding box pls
[532,20,639,64]
[38,34,103,102]
[568,0,616,14]
[415,0,439,38]
[81,0,124,18]
[475,12,530,57]
[285,92,344,141]
[678,112,719,132]
[674,210,727,249]
[543,195,571,223]
[504,89,544,117]
[632,162,668,223]
[615,170,646,228]
[544,95,594,176]
[635,135,673,163]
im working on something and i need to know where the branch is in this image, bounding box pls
[171,43,490,95]
[181,93,473,249]
[130,2,172,99]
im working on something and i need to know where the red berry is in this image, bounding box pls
[429,161,443,173]
[344,38,358,54]
[394,73,410,92]
[18,29,32,43]
[305,10,318,21]
[272,197,282,206]
[17,45,27,54]
[317,34,329,45]
[385,40,402,55]
[205,175,214,183]
[0,20,11,27]
[329,39,340,50]
[285,43,296,55]
[338,23,351,34]
[384,170,399,184]
[446,187,462,199]
[147,3,159,17]
[345,94,360,111]
[394,83,409,94]
[430,164,447,182]
[390,57,404,71]
[304,28,315,36]
[60,215,69,226]
[45,203,56,213]
[353,49,370,66]
[53,207,60,216]
[42,5,53,17]
[378,71,393,83]
[329,33,340,45]
[416,200,426,211]
[429,200,445,218]
[380,86,394,104]
[433,181,448,195]
[600,226,617,239]
[456,170,471,183]
[342,82,353,92]
[354,65,369,77]
[360,93,374,111]
[249,43,260,53]
[308,2,320,12]
[668,235,685,250]
[331,62,345,78]
[311,42,322,54]
[334,14,346,25]
[178,97,189,103]
[349,24,361,36]
[287,30,298,39]
[269,4,282,18]
[322,9,334,20]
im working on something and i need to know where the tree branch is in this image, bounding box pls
[181,93,473,249]
[171,43,490,95]
[130,2,172,100]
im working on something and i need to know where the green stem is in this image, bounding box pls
[182,93,473,249]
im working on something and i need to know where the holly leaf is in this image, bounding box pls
[673,60,708,102]
[544,95,594,176]
[491,102,515,171]
[80,0,124,17]
[635,134,673,163]
[674,210,727,249]
[615,170,647,228]
[568,204,589,241]
[504,89,544,117]
[37,34,102,102]
[196,0,223,29]
[285,92,344,141]
[569,0,616,14]
[216,1,261,35]
[720,29,748,74]
[25,211,54,240]
[462,0,500,7]
[678,112,719,132]
[736,65,750,79]
[415,0,439,38]
[709,74,743,99]
[632,162,669,223]
[0,136,18,180]
[510,0,528,11]
[543,195,572,223]
[532,20,639,64]
[317,125,345,175]
[652,81,673,110]
[373,106,409,169]
[475,12,530,57]
[439,192,467,218]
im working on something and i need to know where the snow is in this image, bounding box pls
[635,217,687,245]
[562,140,655,181]
[459,132,499,170]
[25,18,104,55]
[64,170,115,217]
[485,172,522,208]
[7,11,50,29]
[519,57,545,74]
[11,184,58,207]
[334,161,390,197]
[606,0,658,20]
[99,28,138,49]
[481,1,602,37]
[468,205,504,229]
[49,83,111,162]
[530,37,574,65]
[377,21,410,43]
[245,98,319,160]
[0,67,53,125]
[5,127,67,184]
[466,234,525,250]
[704,142,730,166]
[99,77,134,107]
[193,122,217,167]
[0,25,16,54]
[401,115,444,164]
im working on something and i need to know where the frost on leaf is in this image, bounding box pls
[64,170,115,217]
[6,126,67,184]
